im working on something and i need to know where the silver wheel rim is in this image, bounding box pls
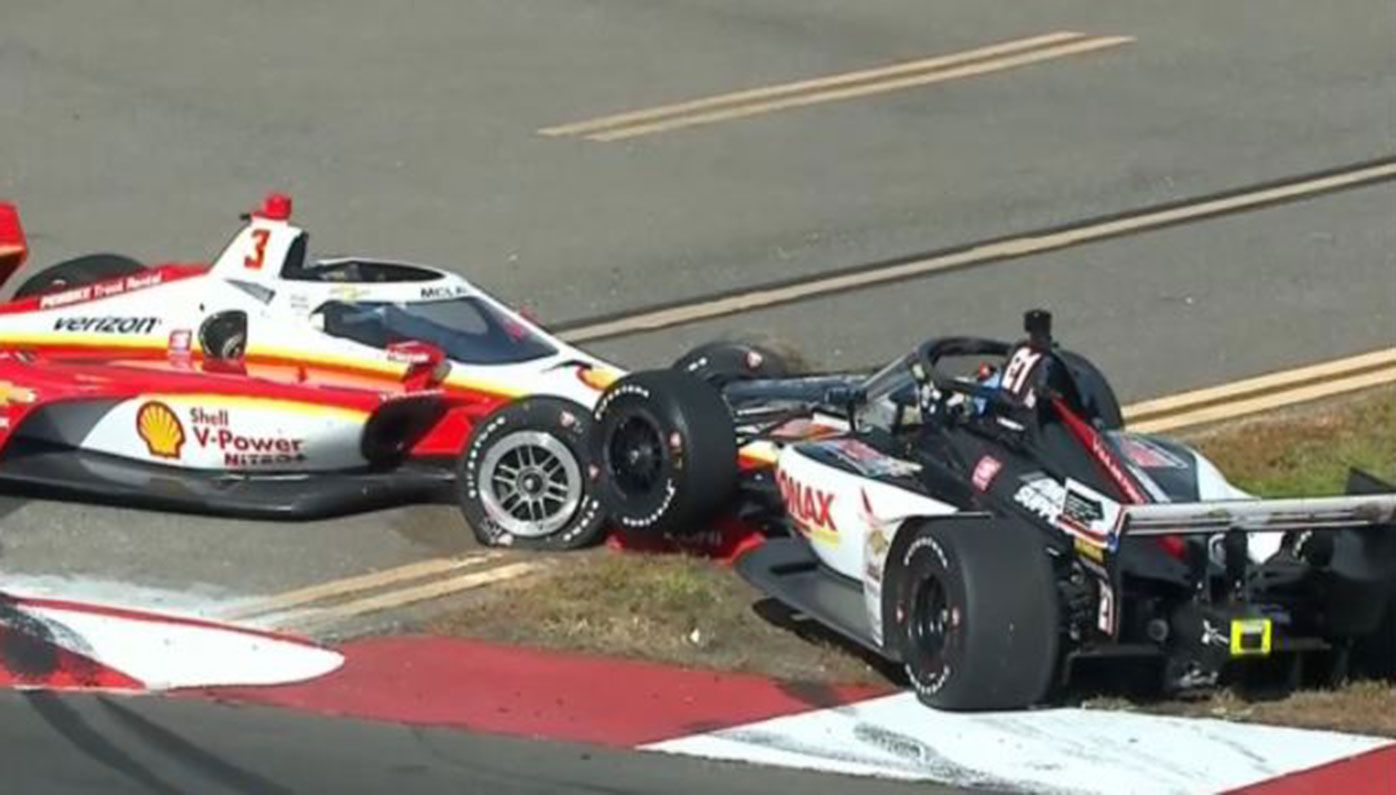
[478,430,583,538]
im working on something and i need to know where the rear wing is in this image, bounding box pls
[1122,494,1396,537]
[0,202,27,288]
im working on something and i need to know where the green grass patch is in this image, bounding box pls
[1190,390,1394,496]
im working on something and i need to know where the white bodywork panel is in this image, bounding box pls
[20,394,370,471]
[775,444,956,647]
[0,212,621,410]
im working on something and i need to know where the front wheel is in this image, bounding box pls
[889,517,1061,711]
[592,370,738,536]
[457,397,607,550]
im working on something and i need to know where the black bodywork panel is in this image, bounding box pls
[736,537,891,659]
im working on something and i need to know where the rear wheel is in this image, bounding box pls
[888,517,1061,710]
[13,254,146,298]
[592,369,737,536]
[1354,596,1396,680]
[457,397,606,550]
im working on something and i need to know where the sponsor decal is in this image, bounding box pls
[37,272,165,309]
[1061,489,1105,533]
[1097,580,1117,635]
[1074,536,1105,563]
[0,381,37,405]
[420,284,471,300]
[186,407,306,467]
[861,489,891,583]
[329,285,367,301]
[1089,432,1147,504]
[1014,475,1063,523]
[971,456,1002,492]
[777,468,838,542]
[1116,435,1189,470]
[820,438,921,478]
[136,402,185,459]
[1001,347,1044,399]
[168,329,192,353]
[1014,475,1124,551]
[52,316,160,335]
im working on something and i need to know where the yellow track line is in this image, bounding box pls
[559,161,1396,343]
[223,553,499,620]
[1125,348,1396,424]
[540,31,1088,137]
[590,36,1133,141]
[281,561,545,631]
[1126,358,1396,433]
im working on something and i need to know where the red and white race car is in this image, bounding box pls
[0,196,672,549]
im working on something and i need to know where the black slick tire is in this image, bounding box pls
[592,369,737,536]
[888,516,1061,711]
[13,254,146,298]
[672,337,803,388]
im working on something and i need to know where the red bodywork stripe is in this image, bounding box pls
[0,263,208,314]
[1052,396,1186,559]
[0,202,27,288]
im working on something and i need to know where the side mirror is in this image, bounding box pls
[388,340,450,389]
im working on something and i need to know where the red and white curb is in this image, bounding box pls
[644,692,1392,793]
[1,604,1388,793]
[0,592,342,691]
[198,636,1393,794]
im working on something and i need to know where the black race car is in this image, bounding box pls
[590,311,1396,710]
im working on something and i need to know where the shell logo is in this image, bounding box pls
[136,401,185,459]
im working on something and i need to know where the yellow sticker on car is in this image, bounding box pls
[1230,618,1273,657]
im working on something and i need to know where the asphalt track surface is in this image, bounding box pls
[2,691,947,794]
[0,1,1393,789]
[0,0,1391,600]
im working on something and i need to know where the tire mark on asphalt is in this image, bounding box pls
[97,698,295,795]
[26,691,184,795]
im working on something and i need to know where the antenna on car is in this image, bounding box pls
[1024,308,1053,349]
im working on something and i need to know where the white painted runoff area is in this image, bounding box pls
[645,692,1390,794]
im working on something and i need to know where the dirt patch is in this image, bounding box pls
[425,391,1395,732]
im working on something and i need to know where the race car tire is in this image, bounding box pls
[1354,596,1396,680]
[457,397,607,551]
[888,516,1061,711]
[12,254,146,299]
[199,310,247,361]
[672,336,805,388]
[1058,349,1124,430]
[592,369,737,536]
